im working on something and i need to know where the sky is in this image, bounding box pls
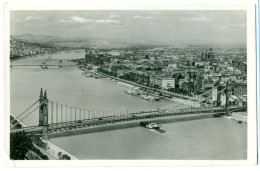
[10,10,247,45]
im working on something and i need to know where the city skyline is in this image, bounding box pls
[11,10,246,46]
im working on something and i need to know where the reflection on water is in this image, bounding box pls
[10,51,247,160]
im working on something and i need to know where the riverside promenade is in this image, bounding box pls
[44,141,78,160]
[93,70,200,106]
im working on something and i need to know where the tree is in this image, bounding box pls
[10,132,33,160]
[58,152,63,159]
[41,155,48,160]
[62,154,71,160]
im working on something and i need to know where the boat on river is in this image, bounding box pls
[124,87,139,96]
[154,96,161,101]
[139,94,156,101]
[146,123,161,129]
[140,121,166,133]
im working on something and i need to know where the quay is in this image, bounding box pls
[93,70,197,101]
[92,70,200,106]
[44,141,78,160]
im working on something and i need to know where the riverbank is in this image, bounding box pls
[11,51,61,61]
[94,70,193,99]
[93,70,200,106]
[10,114,77,160]
[48,112,217,139]
[232,112,247,124]
[44,140,78,160]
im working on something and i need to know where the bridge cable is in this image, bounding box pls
[196,85,219,97]
[195,87,227,102]
[230,94,247,105]
[11,99,39,124]
[49,99,200,119]
[11,103,41,130]
[229,94,247,106]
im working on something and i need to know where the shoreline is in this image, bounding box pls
[10,51,60,61]
[44,140,78,160]
[93,70,200,106]
[94,70,197,101]
[10,114,77,160]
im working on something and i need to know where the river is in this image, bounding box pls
[10,50,247,160]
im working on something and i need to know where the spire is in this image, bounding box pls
[40,88,43,100]
[44,90,47,99]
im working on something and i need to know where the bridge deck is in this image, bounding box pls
[10,106,246,135]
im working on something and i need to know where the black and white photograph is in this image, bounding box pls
[4,2,257,166]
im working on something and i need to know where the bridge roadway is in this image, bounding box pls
[10,106,246,136]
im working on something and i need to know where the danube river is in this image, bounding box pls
[10,50,247,160]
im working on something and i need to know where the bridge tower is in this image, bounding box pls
[216,86,221,107]
[42,90,49,140]
[225,81,231,116]
[39,88,44,126]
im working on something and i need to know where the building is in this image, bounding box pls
[85,51,97,64]
[178,78,186,89]
[207,48,215,61]
[195,76,205,93]
[204,79,215,90]
[162,78,175,90]
[232,80,247,97]
[127,71,150,85]
[241,62,247,75]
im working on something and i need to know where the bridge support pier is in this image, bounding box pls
[42,125,49,140]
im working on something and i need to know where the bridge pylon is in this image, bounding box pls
[39,88,44,126]
[216,86,221,107]
[39,89,49,140]
[225,81,231,116]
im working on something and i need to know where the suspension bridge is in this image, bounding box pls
[10,82,246,139]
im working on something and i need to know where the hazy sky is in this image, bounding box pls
[10,10,246,44]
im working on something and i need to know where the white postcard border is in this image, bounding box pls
[3,2,257,167]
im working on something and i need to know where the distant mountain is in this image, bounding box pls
[10,33,246,49]
[11,33,62,42]
[177,38,247,49]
